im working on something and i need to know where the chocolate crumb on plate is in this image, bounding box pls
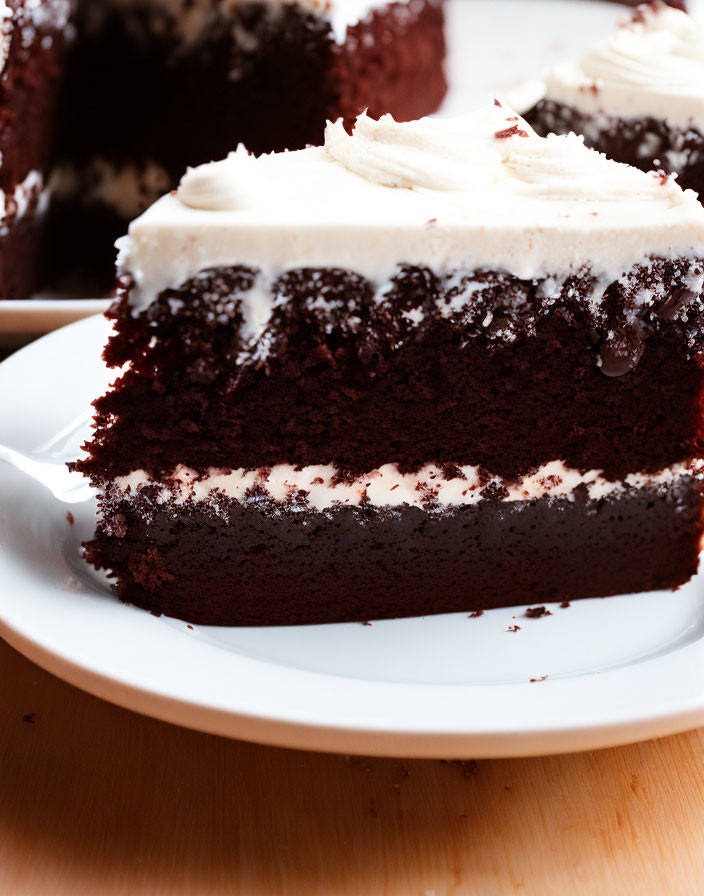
[525,606,552,618]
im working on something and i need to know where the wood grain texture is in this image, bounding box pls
[1,637,704,896]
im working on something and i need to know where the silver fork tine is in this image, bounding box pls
[0,443,95,505]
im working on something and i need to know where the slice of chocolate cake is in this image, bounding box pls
[525,2,704,201]
[74,102,704,626]
[0,0,447,297]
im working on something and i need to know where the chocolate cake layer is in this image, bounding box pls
[526,100,704,203]
[86,476,704,626]
[75,260,704,483]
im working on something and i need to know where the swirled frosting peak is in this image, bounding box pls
[178,146,260,210]
[324,108,507,190]
[543,2,704,131]
[323,103,686,205]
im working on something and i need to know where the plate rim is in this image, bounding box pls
[2,619,704,758]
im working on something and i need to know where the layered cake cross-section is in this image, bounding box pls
[0,0,447,296]
[75,103,704,626]
[525,2,704,202]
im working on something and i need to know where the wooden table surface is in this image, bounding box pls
[2,639,704,895]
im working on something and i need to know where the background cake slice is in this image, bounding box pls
[525,2,704,202]
[0,0,447,297]
[75,103,704,626]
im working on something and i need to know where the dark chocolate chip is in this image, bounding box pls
[657,287,695,321]
[598,329,645,377]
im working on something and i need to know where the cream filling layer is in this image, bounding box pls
[113,460,703,512]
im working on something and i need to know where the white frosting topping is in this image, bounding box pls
[323,112,505,191]
[179,145,259,210]
[118,103,704,345]
[543,3,704,132]
[114,459,703,512]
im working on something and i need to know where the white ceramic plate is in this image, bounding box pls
[1,314,704,758]
[0,0,625,340]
